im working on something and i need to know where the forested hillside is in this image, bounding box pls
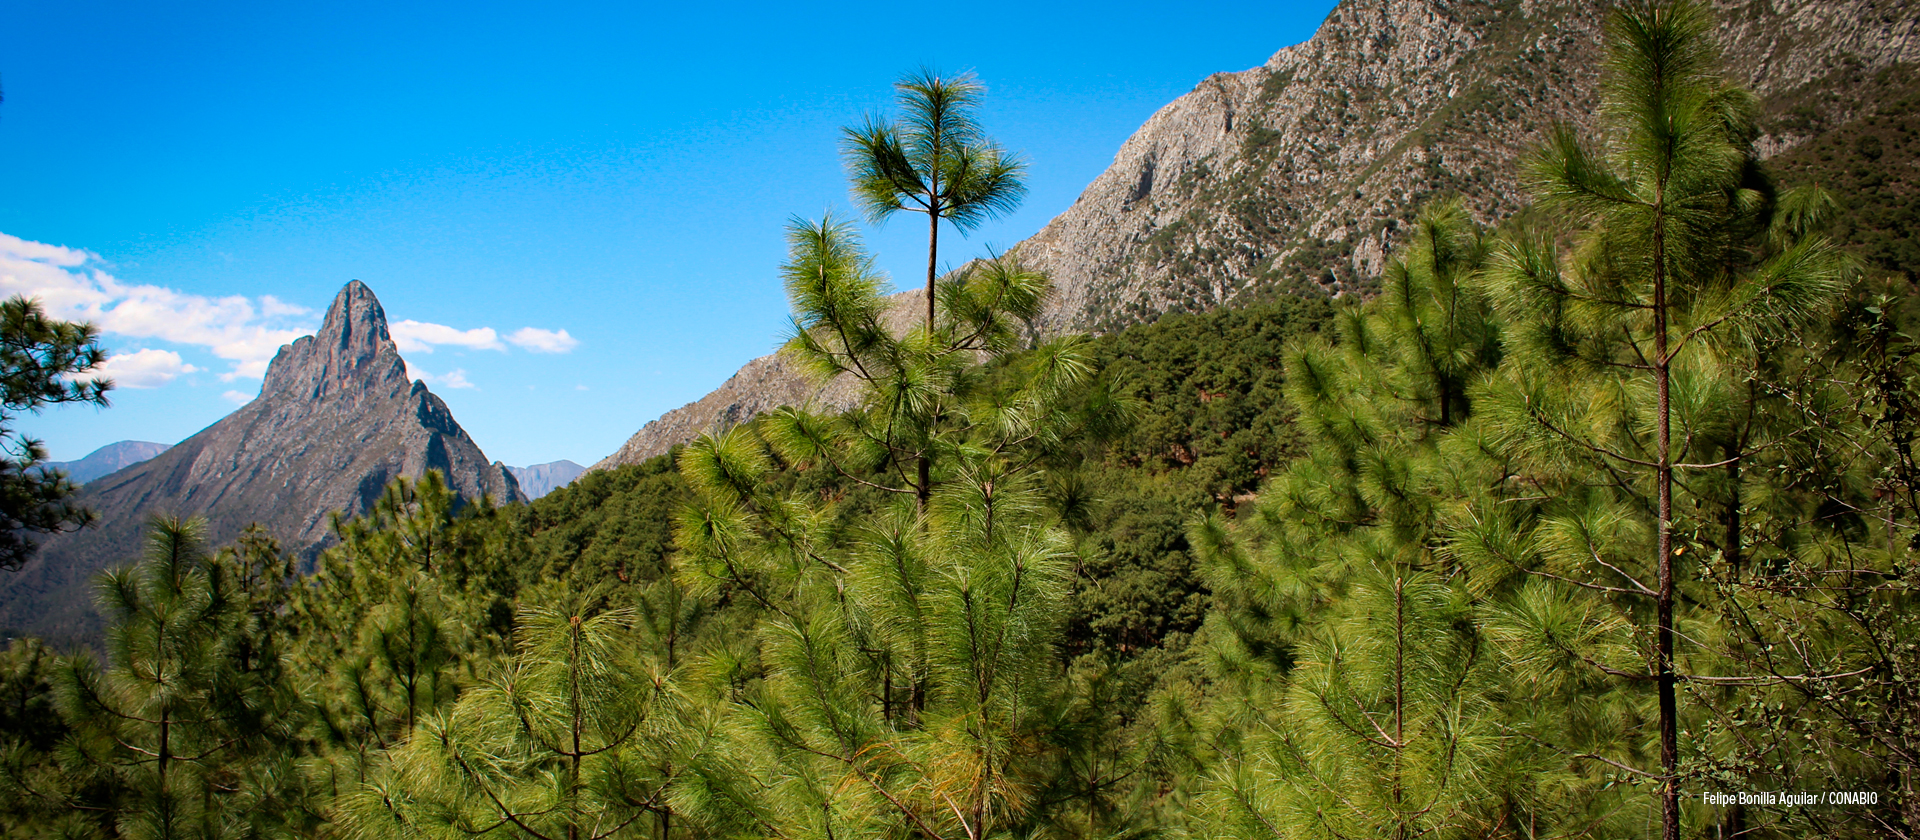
[3,2,1917,838]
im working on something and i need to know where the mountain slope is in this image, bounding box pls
[42,441,171,486]
[591,289,923,470]
[591,0,1917,472]
[1,281,522,644]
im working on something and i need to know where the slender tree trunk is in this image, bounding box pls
[406,602,419,736]
[926,206,939,334]
[569,616,583,840]
[1394,575,1408,840]
[918,205,940,511]
[159,706,173,840]
[1724,447,1742,577]
[1654,185,1681,840]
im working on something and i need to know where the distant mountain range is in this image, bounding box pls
[590,0,1918,474]
[41,441,171,485]
[49,444,583,501]
[1,281,521,644]
[508,460,586,500]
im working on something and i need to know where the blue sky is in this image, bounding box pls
[4,0,1338,468]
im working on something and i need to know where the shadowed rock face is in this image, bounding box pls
[590,0,1916,474]
[0,280,521,644]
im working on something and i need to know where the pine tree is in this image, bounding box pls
[343,601,679,840]
[1187,202,1554,839]
[843,69,1026,336]
[1457,3,1849,837]
[55,516,305,839]
[841,69,1028,508]
[771,215,1120,512]
[290,472,496,791]
[0,636,115,838]
[0,295,113,570]
[672,430,1079,840]
[1677,279,1920,838]
[665,199,1138,837]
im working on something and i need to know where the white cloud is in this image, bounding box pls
[221,390,254,405]
[508,327,580,354]
[575,384,589,391]
[0,232,314,381]
[258,295,310,318]
[404,361,476,390]
[71,348,199,389]
[390,320,504,354]
[1,231,577,391]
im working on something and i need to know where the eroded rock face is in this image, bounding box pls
[0,281,521,644]
[1015,0,1918,332]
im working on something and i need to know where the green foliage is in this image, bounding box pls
[1091,294,1332,498]
[289,472,513,793]
[344,602,679,840]
[513,454,689,595]
[1765,61,1920,283]
[0,295,112,571]
[9,10,1916,836]
[1468,4,1851,837]
[770,214,1121,509]
[842,69,1025,233]
[843,68,1026,341]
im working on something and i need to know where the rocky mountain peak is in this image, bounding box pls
[0,280,521,645]
[262,279,409,401]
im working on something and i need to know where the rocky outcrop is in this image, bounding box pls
[591,0,1916,471]
[0,281,521,644]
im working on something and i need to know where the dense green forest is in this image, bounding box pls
[5,3,1919,838]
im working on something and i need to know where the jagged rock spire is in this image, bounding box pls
[262,280,410,401]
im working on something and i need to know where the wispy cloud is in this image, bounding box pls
[0,232,314,381]
[71,348,199,389]
[2,232,577,393]
[221,390,255,405]
[390,320,505,354]
[508,327,580,354]
[404,361,477,390]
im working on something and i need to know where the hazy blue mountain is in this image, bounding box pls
[508,460,587,500]
[41,441,171,485]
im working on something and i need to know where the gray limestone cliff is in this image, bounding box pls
[590,0,1916,472]
[0,281,522,644]
[1015,0,1917,331]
